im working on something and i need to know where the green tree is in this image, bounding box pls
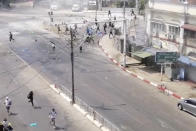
[138,0,148,14]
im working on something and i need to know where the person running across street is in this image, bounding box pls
[109,27,113,39]
[103,23,107,34]
[27,91,34,107]
[4,97,12,115]
[131,9,135,16]
[9,32,14,42]
[96,23,100,33]
[49,108,57,129]
[108,10,111,17]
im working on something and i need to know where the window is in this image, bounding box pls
[169,26,180,35]
[151,22,165,32]
[185,30,196,38]
[185,100,196,106]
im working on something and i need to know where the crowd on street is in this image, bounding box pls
[1,91,58,130]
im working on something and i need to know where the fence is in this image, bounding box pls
[58,85,120,131]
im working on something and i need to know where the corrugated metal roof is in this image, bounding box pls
[178,56,196,67]
[181,24,196,31]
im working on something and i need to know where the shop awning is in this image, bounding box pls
[132,51,153,59]
[178,56,196,67]
[181,24,196,31]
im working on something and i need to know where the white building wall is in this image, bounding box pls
[146,1,196,55]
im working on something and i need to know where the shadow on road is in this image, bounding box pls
[91,103,126,110]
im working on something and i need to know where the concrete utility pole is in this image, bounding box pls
[180,1,189,55]
[136,0,138,14]
[96,0,98,20]
[123,0,127,67]
[70,28,75,104]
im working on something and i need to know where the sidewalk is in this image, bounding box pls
[99,35,196,99]
[0,43,100,131]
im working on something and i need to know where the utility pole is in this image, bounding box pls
[95,0,98,20]
[70,28,75,104]
[123,0,127,67]
[136,0,138,14]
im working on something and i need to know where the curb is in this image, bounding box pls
[49,84,111,131]
[7,46,112,131]
[98,44,184,100]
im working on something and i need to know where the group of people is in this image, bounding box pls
[103,21,115,39]
[2,91,58,130]
[0,118,13,131]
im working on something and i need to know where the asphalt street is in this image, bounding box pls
[0,41,100,131]
[0,7,196,131]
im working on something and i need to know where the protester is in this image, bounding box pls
[103,23,107,34]
[9,32,14,42]
[4,97,12,115]
[2,118,13,131]
[49,108,57,129]
[131,9,135,16]
[27,91,34,107]
[108,10,111,17]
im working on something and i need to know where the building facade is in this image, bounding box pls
[146,0,196,56]
[145,0,196,81]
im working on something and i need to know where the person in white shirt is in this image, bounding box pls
[4,97,12,115]
[49,108,57,129]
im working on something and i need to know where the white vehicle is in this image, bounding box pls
[72,4,80,12]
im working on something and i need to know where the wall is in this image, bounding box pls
[187,66,196,82]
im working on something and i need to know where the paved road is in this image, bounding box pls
[0,8,100,131]
[0,7,196,131]
[0,42,100,131]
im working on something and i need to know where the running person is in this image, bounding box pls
[27,91,34,107]
[9,32,14,42]
[108,10,111,17]
[103,23,107,34]
[4,97,12,115]
[49,108,57,129]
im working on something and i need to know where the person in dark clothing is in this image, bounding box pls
[103,23,107,34]
[9,32,14,42]
[96,24,100,33]
[74,24,77,31]
[108,10,111,17]
[95,18,98,26]
[109,27,113,39]
[27,91,34,107]
[111,23,114,28]
[109,21,112,27]
[114,16,116,21]
[57,25,61,34]
[131,9,135,16]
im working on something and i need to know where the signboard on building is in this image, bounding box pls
[155,52,178,63]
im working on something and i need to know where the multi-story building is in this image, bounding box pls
[146,0,196,56]
[145,0,196,81]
